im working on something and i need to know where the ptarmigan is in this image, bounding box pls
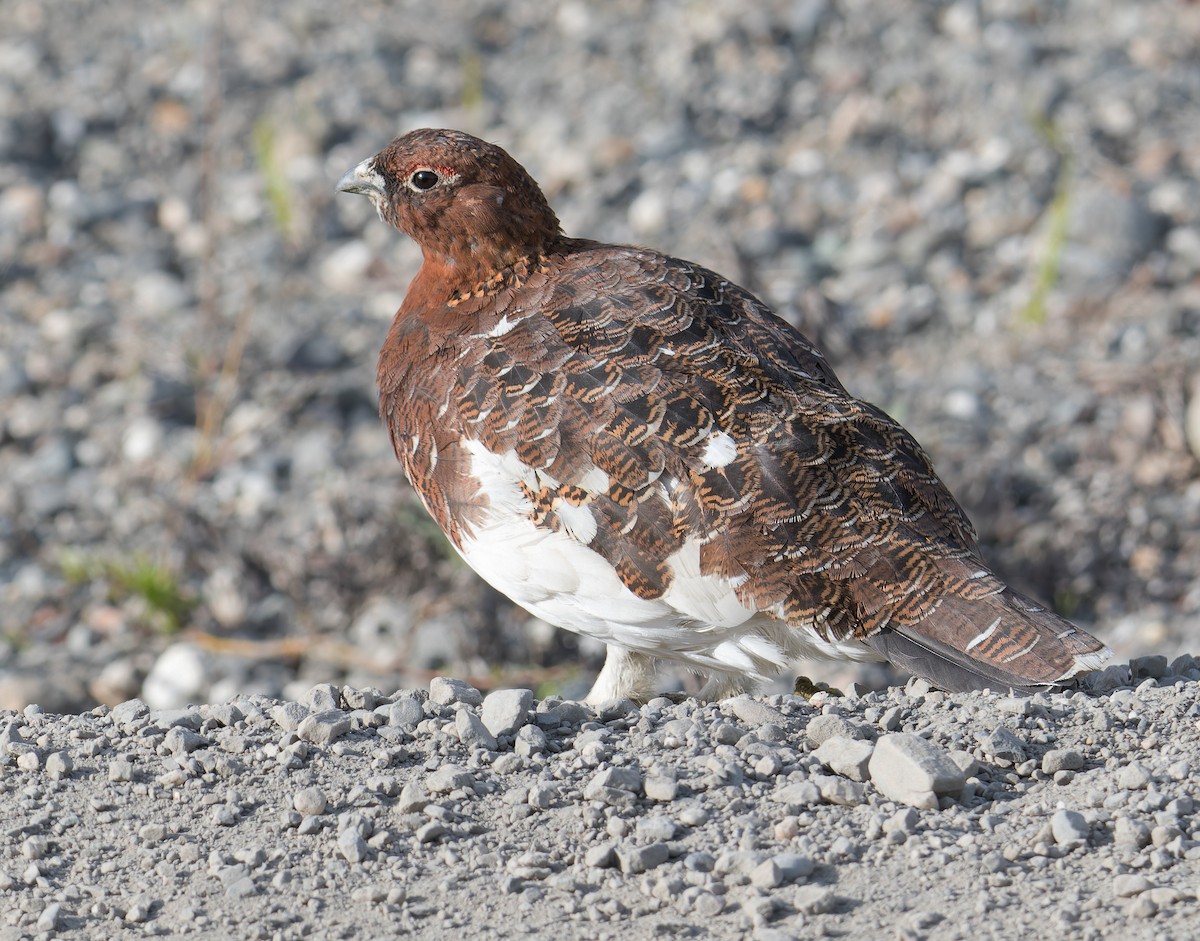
[337,128,1110,703]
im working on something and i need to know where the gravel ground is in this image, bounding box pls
[2,665,1199,940]
[2,2,1200,935]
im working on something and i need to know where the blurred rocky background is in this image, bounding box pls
[1,0,1198,712]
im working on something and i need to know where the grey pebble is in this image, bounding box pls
[981,725,1026,764]
[814,735,875,782]
[270,702,310,733]
[806,714,863,746]
[584,843,616,868]
[1114,815,1152,849]
[426,765,475,795]
[814,773,866,806]
[415,821,447,844]
[37,903,60,932]
[456,709,498,751]
[772,780,822,812]
[1050,809,1090,845]
[293,786,327,816]
[869,733,965,809]
[635,815,677,841]
[429,677,483,706]
[793,885,839,915]
[110,699,150,730]
[296,709,351,745]
[1118,762,1152,790]
[515,724,548,758]
[337,827,369,863]
[376,695,425,729]
[1113,874,1156,897]
[726,696,787,726]
[108,759,134,782]
[617,841,670,874]
[527,782,557,809]
[644,774,679,802]
[164,726,210,754]
[584,766,643,805]
[481,687,533,737]
[1042,749,1085,774]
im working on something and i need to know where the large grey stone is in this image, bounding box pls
[868,733,965,809]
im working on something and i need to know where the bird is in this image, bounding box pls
[336,128,1111,703]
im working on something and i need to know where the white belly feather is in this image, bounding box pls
[454,440,880,681]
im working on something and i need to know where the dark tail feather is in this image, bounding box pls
[866,587,1111,695]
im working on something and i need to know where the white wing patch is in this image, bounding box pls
[577,465,611,493]
[486,314,517,337]
[700,430,738,468]
[556,500,597,545]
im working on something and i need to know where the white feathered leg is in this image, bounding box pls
[585,645,658,704]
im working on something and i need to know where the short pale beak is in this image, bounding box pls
[337,158,385,199]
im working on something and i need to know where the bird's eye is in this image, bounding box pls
[409,169,440,191]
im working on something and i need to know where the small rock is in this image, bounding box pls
[481,688,534,738]
[270,702,311,733]
[806,714,862,746]
[868,733,965,809]
[109,699,151,730]
[337,827,369,863]
[981,726,1026,764]
[1113,874,1156,898]
[617,841,670,874]
[515,724,548,758]
[1130,655,1169,680]
[302,683,342,712]
[584,766,643,805]
[108,759,134,783]
[429,677,483,706]
[773,853,815,883]
[527,782,557,809]
[750,859,783,889]
[163,726,209,754]
[426,765,475,795]
[36,903,60,932]
[771,780,822,812]
[814,735,874,782]
[1114,816,1152,849]
[293,786,328,816]
[415,821,447,844]
[726,696,786,726]
[45,751,73,778]
[396,781,429,814]
[635,815,677,842]
[456,710,498,751]
[814,774,866,806]
[584,843,616,868]
[644,774,679,802]
[1050,809,1090,845]
[793,885,838,915]
[1118,763,1152,791]
[296,710,351,745]
[376,694,424,729]
[1042,749,1085,774]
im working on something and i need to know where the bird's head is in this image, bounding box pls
[337,128,562,277]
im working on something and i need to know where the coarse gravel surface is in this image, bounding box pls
[2,664,1199,940]
[3,1,1200,938]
